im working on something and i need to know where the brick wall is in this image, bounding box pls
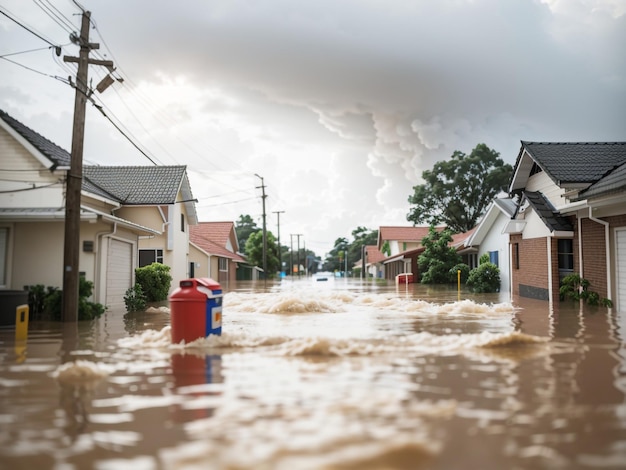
[511,234,549,298]
[581,218,607,299]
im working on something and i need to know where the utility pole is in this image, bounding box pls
[61,10,114,322]
[255,174,267,282]
[273,210,284,277]
[290,234,294,279]
[295,234,303,278]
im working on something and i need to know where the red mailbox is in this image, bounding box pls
[169,278,223,344]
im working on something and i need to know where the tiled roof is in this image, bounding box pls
[364,245,385,264]
[451,226,476,247]
[378,225,444,245]
[522,191,573,233]
[190,222,244,262]
[521,141,626,184]
[576,161,626,200]
[0,109,71,167]
[190,222,238,250]
[83,165,187,204]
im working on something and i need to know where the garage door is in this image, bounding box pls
[106,239,133,311]
[617,229,626,313]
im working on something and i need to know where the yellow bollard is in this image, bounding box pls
[15,304,29,363]
[15,304,29,342]
[457,270,461,301]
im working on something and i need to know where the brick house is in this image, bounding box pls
[505,141,626,310]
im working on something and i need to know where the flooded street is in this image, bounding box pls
[1,279,625,469]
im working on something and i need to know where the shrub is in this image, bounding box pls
[418,226,462,284]
[135,262,172,302]
[124,284,147,312]
[559,274,612,307]
[467,262,501,293]
[449,263,470,284]
[30,278,105,321]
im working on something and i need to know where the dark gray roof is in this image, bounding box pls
[83,165,187,204]
[577,161,626,200]
[0,109,71,167]
[520,141,626,185]
[522,191,573,233]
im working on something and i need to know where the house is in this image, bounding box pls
[189,221,247,285]
[363,245,385,278]
[83,165,198,292]
[505,141,626,309]
[0,109,197,310]
[464,196,517,294]
[376,225,477,282]
[377,226,436,281]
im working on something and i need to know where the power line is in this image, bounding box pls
[0,7,61,49]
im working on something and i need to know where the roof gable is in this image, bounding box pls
[190,221,240,253]
[511,141,626,192]
[0,109,70,168]
[519,191,573,233]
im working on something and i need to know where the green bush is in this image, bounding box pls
[124,284,147,312]
[418,226,462,284]
[29,278,105,321]
[467,262,501,293]
[449,263,470,284]
[135,262,172,302]
[559,274,612,307]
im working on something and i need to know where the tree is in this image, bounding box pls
[245,230,280,278]
[407,143,513,233]
[347,227,378,268]
[235,214,258,254]
[418,226,461,284]
[324,237,349,272]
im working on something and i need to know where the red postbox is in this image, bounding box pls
[169,278,223,344]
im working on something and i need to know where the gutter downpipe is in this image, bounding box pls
[588,206,612,302]
[547,237,553,304]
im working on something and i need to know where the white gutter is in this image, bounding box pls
[588,206,612,302]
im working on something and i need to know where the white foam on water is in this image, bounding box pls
[51,360,114,384]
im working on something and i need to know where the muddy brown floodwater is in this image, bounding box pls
[1,278,625,469]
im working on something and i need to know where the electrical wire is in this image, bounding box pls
[0,7,60,48]
[34,0,75,35]
[0,181,63,193]
[0,55,70,85]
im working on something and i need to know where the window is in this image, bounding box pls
[181,214,185,232]
[139,249,163,267]
[219,258,228,272]
[489,250,499,267]
[513,243,519,270]
[558,239,574,272]
[0,228,7,287]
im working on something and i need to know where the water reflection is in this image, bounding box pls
[0,279,624,469]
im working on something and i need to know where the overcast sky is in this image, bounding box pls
[1,0,624,256]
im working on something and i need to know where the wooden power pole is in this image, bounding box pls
[62,10,114,322]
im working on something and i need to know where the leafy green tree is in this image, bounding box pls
[418,226,461,283]
[245,230,280,278]
[348,227,378,268]
[407,143,513,233]
[324,237,349,272]
[235,214,258,255]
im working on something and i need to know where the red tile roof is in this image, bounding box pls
[190,222,245,262]
[378,225,445,248]
[364,245,385,264]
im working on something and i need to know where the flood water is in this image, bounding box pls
[1,278,625,469]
